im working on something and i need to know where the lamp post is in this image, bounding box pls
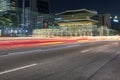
[20,0,25,36]
[22,0,25,29]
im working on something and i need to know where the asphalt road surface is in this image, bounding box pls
[0,41,120,80]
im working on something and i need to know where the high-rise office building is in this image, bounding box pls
[98,14,111,28]
[0,0,50,13]
[10,0,18,12]
[8,0,50,29]
[22,0,50,25]
[29,0,50,13]
[0,0,10,12]
[36,0,50,13]
[15,0,50,13]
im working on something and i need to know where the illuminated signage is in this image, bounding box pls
[113,19,119,23]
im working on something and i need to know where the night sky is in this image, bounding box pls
[51,0,120,15]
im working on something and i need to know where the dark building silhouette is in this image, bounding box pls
[11,0,50,13]
[10,0,50,29]
[37,0,50,13]
[98,14,111,28]
[10,0,18,11]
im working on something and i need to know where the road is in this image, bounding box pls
[0,41,120,80]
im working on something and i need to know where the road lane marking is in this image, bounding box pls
[103,45,109,47]
[9,49,43,55]
[81,49,91,53]
[0,64,37,75]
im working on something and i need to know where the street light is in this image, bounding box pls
[22,0,25,29]
[115,16,118,19]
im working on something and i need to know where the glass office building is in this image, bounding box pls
[37,0,50,14]
[0,0,10,12]
[15,0,50,13]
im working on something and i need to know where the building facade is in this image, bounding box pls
[10,0,51,29]
[33,9,113,37]
[37,0,50,14]
[15,0,50,13]
[0,0,10,12]
[92,14,111,36]
[98,14,111,28]
[55,9,98,36]
[10,0,18,11]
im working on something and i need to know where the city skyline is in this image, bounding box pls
[0,0,50,14]
[1,0,120,15]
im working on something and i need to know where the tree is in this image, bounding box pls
[0,12,19,28]
[10,15,19,27]
[0,16,12,29]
